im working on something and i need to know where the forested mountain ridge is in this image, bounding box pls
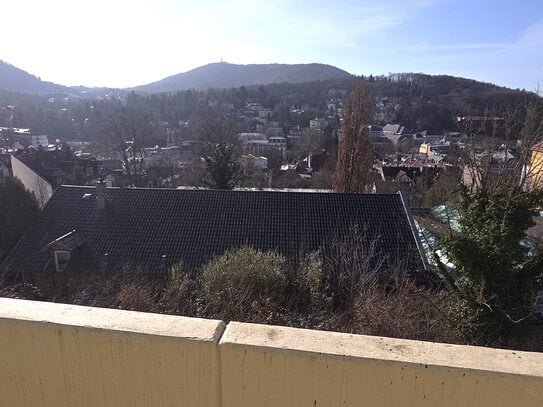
[0,60,121,98]
[364,73,541,131]
[133,62,353,93]
[0,60,540,140]
[0,60,71,94]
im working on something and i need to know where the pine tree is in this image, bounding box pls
[198,116,241,190]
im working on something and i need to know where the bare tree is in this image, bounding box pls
[290,128,328,162]
[333,79,373,193]
[456,99,543,192]
[34,175,51,207]
[104,107,152,187]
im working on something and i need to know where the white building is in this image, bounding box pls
[238,132,267,143]
[244,137,287,160]
[310,118,328,132]
[0,127,49,149]
[10,154,54,207]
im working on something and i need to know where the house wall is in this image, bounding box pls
[244,141,287,160]
[419,143,430,155]
[528,148,543,190]
[1,298,543,407]
[11,154,54,207]
[462,164,482,189]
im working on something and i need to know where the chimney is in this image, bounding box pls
[96,179,107,210]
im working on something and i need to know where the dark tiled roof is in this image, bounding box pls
[12,153,59,187]
[309,152,334,173]
[380,166,421,182]
[12,150,101,187]
[1,186,426,276]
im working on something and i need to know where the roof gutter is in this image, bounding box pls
[397,191,429,271]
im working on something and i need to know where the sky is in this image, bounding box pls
[1,0,542,90]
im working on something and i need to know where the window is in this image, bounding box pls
[54,250,71,272]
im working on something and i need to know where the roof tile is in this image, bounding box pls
[2,187,426,276]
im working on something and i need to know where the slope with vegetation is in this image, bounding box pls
[435,101,543,346]
[0,60,71,94]
[0,60,539,142]
[0,175,40,262]
[133,62,352,93]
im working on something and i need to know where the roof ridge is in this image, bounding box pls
[57,185,402,197]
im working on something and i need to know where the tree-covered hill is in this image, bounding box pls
[0,60,71,94]
[365,73,540,131]
[0,69,540,141]
[133,62,353,93]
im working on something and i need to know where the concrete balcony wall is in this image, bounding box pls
[0,298,224,407]
[1,298,543,406]
[220,322,543,406]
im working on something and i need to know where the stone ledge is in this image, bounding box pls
[220,321,543,377]
[0,297,225,341]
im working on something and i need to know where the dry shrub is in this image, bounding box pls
[66,273,122,307]
[116,278,157,312]
[294,251,331,310]
[350,271,458,343]
[0,283,46,301]
[322,227,389,309]
[157,263,197,315]
[200,246,287,321]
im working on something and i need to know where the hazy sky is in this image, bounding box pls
[2,0,542,90]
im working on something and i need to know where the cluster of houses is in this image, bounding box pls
[369,123,543,193]
[6,146,101,206]
[1,115,543,311]
[162,100,339,182]
[3,116,541,209]
[0,127,49,150]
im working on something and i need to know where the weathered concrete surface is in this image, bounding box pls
[2,298,543,406]
[219,321,543,407]
[0,298,225,407]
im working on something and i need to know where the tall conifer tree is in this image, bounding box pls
[333,79,373,193]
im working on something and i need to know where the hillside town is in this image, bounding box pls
[0,59,543,360]
[2,0,543,402]
[2,91,538,205]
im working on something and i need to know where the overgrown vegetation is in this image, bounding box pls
[442,185,543,345]
[435,99,543,347]
[0,243,460,346]
[200,247,287,320]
